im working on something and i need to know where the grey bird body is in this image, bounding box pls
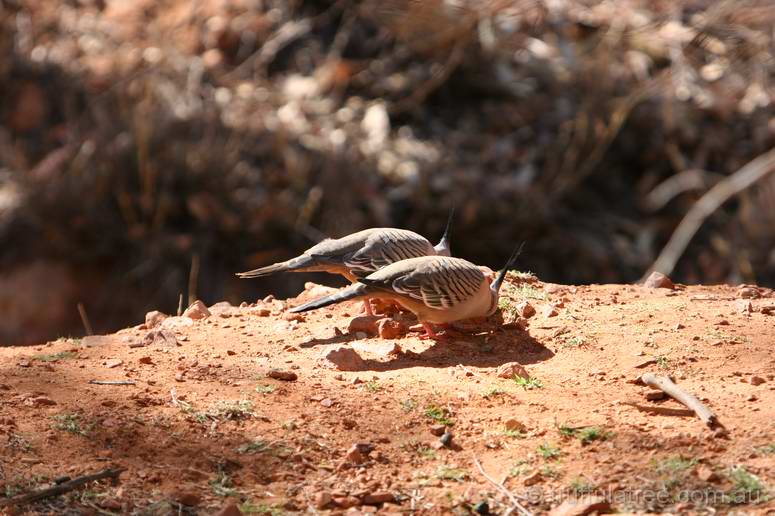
[237,227,449,281]
[237,215,454,315]
[290,251,521,338]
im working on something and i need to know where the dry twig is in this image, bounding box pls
[77,302,94,336]
[645,147,775,279]
[188,253,200,306]
[0,468,124,508]
[472,455,532,516]
[637,372,725,432]
[88,380,136,386]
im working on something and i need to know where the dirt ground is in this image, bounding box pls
[1,275,774,515]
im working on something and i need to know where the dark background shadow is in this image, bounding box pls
[2,1,775,344]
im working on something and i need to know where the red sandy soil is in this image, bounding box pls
[1,275,774,515]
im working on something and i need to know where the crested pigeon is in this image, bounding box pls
[289,244,524,339]
[237,210,454,315]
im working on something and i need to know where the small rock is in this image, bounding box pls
[251,307,271,317]
[371,298,401,315]
[175,373,186,382]
[675,323,685,330]
[548,495,610,516]
[23,395,57,407]
[361,492,395,505]
[348,316,381,336]
[324,347,366,371]
[516,301,536,318]
[267,370,298,381]
[736,299,754,313]
[344,445,366,464]
[644,271,674,289]
[440,432,453,448]
[377,318,407,339]
[696,464,719,482]
[761,305,774,315]
[320,398,334,408]
[352,341,402,357]
[282,312,305,322]
[541,305,558,318]
[104,358,123,369]
[138,356,153,365]
[750,375,766,386]
[161,316,194,330]
[183,300,211,320]
[543,283,565,294]
[472,501,490,515]
[144,310,168,329]
[81,335,113,347]
[496,362,529,380]
[504,418,526,432]
[171,491,201,507]
[315,492,333,509]
[523,470,542,486]
[18,359,31,368]
[143,329,178,347]
[213,502,243,516]
[429,424,446,436]
[303,282,338,298]
[334,496,361,508]
[737,286,760,299]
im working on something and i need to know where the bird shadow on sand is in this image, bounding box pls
[359,325,553,372]
[299,318,554,371]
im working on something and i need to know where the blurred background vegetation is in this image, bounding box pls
[1,0,774,344]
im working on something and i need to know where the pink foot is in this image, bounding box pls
[419,322,447,340]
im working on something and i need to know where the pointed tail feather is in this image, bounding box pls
[236,254,315,279]
[289,283,369,313]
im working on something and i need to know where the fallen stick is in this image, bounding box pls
[77,302,94,336]
[472,455,532,516]
[638,373,725,432]
[644,147,775,280]
[88,380,136,386]
[0,467,124,507]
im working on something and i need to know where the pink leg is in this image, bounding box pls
[362,299,374,316]
[419,321,442,340]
